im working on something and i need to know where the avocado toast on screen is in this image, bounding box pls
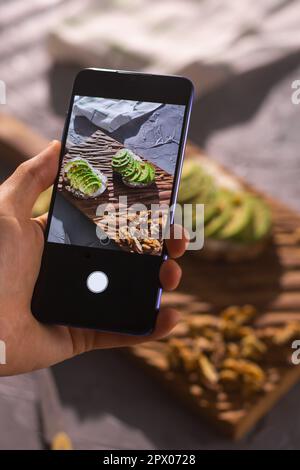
[63,157,107,199]
[112,148,156,188]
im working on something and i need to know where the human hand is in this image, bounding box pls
[0,141,186,376]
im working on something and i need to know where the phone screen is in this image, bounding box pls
[47,95,186,257]
[33,70,193,334]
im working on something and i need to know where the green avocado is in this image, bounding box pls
[147,163,155,182]
[122,159,138,178]
[203,202,219,225]
[129,164,143,182]
[217,194,254,240]
[65,160,89,173]
[112,154,132,171]
[83,179,101,196]
[113,149,128,160]
[204,191,233,238]
[250,198,272,242]
[112,149,136,174]
[79,175,101,194]
[137,164,149,183]
[65,158,103,196]
[178,163,207,203]
[69,168,91,188]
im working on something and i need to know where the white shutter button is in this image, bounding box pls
[86,271,109,294]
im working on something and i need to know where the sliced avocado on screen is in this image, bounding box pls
[112,154,132,172]
[84,179,101,196]
[120,157,155,186]
[69,168,91,188]
[147,163,155,182]
[123,159,139,179]
[65,160,89,173]
[113,149,128,160]
[79,175,101,194]
[138,164,150,183]
[64,158,106,197]
[130,164,143,182]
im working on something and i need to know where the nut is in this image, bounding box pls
[198,353,219,387]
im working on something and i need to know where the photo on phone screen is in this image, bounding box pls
[47,96,186,256]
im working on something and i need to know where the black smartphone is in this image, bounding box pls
[32,68,193,335]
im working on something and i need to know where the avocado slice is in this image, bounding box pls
[217,195,254,240]
[181,160,203,181]
[83,179,101,196]
[122,159,138,178]
[128,163,143,182]
[147,163,155,182]
[112,153,132,172]
[204,191,233,238]
[113,149,128,160]
[79,175,100,194]
[178,164,207,203]
[137,164,150,183]
[249,198,272,242]
[203,202,219,225]
[65,160,89,173]
[68,167,91,186]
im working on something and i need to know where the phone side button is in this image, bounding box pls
[86,271,109,294]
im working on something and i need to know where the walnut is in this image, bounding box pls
[219,369,240,392]
[226,342,240,358]
[272,322,300,346]
[222,358,265,395]
[221,305,257,326]
[240,334,267,361]
[167,339,197,373]
[198,353,219,388]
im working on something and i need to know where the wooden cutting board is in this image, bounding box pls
[129,142,300,440]
[59,129,173,249]
[1,116,300,440]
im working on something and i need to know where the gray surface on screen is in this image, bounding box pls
[73,96,162,133]
[49,193,119,250]
[68,103,185,175]
[50,103,184,245]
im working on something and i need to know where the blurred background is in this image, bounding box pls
[1,0,300,450]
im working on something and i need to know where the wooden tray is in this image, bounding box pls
[1,116,300,440]
[59,129,173,251]
[129,142,300,440]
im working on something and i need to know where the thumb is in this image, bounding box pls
[2,140,61,217]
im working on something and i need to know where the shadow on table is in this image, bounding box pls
[51,346,300,450]
[179,240,283,313]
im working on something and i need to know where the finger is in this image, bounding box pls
[84,307,181,350]
[159,259,182,291]
[1,140,60,217]
[165,224,189,259]
[33,212,48,232]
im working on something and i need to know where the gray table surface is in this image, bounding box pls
[0,0,300,450]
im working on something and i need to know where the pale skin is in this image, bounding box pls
[0,141,186,376]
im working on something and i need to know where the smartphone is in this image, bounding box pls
[32,68,193,335]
